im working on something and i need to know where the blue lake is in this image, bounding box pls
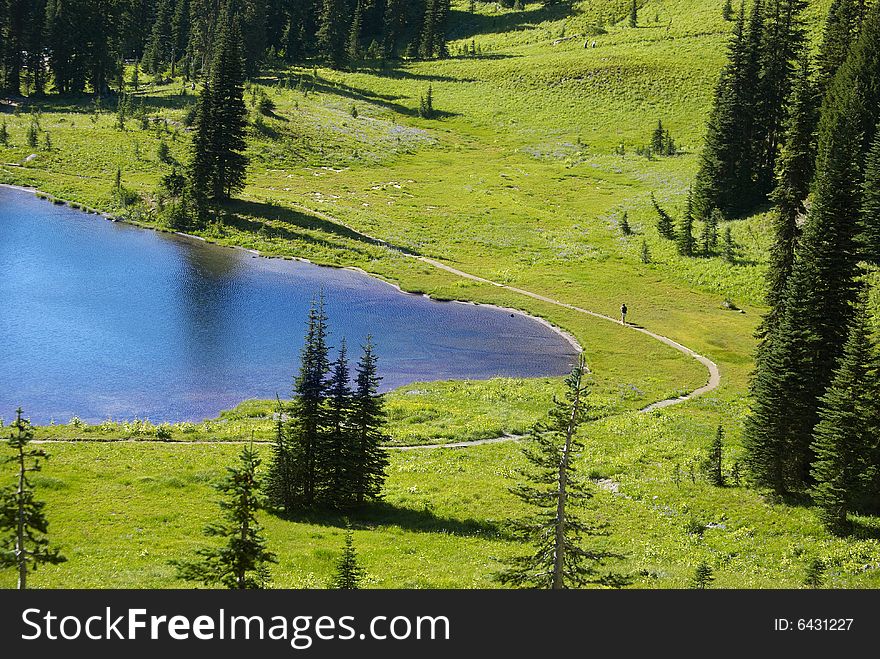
[0,186,578,424]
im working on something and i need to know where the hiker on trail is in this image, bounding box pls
[620,303,628,325]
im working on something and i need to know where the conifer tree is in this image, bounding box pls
[723,0,734,21]
[382,0,404,59]
[746,4,880,492]
[692,4,754,217]
[0,122,8,146]
[0,408,66,589]
[265,396,295,513]
[651,193,675,240]
[650,119,665,153]
[640,239,651,264]
[700,208,721,256]
[324,340,354,507]
[498,357,621,589]
[810,297,878,535]
[349,336,390,504]
[704,426,726,487]
[858,126,880,265]
[629,0,638,28]
[172,444,276,588]
[803,558,826,587]
[620,211,632,236]
[287,294,332,506]
[144,0,174,74]
[330,524,366,589]
[188,10,249,207]
[722,226,735,263]
[762,52,817,325]
[691,561,714,589]
[317,0,349,69]
[676,213,695,257]
[348,0,365,63]
[816,0,867,97]
[171,0,191,77]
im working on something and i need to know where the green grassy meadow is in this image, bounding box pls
[6,0,878,589]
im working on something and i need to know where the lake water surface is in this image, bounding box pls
[0,187,578,423]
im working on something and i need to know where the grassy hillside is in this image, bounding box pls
[5,0,879,589]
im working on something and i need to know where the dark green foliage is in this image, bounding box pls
[172,444,276,588]
[803,558,826,587]
[704,426,726,487]
[620,211,632,236]
[649,119,676,156]
[651,119,665,153]
[330,524,366,589]
[0,121,8,146]
[640,239,651,264]
[690,560,714,588]
[858,126,880,265]
[317,0,349,69]
[498,357,623,589]
[810,299,880,535]
[324,340,354,507]
[722,226,735,263]
[266,307,388,512]
[348,0,365,62]
[762,52,817,327]
[723,0,734,21]
[629,0,638,27]
[265,396,295,513]
[257,91,276,115]
[700,208,721,256]
[157,140,172,164]
[143,0,174,74]
[694,0,807,217]
[349,336,390,505]
[419,84,435,119]
[0,408,66,589]
[26,122,37,148]
[816,0,867,96]
[288,294,332,507]
[746,3,880,494]
[188,12,249,207]
[676,213,695,257]
[419,0,450,59]
[651,193,675,240]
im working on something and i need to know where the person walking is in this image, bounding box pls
[620,303,628,325]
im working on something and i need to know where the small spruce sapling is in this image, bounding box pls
[330,524,366,589]
[691,560,714,589]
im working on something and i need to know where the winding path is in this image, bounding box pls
[268,199,722,416]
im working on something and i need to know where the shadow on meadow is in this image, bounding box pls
[448,4,579,41]
[220,198,421,257]
[274,501,511,541]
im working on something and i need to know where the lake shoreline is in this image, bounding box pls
[0,182,584,358]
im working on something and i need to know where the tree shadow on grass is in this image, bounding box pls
[849,517,880,541]
[274,501,511,541]
[220,198,421,257]
[447,4,580,41]
[274,73,461,121]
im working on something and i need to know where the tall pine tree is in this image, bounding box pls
[172,443,277,588]
[287,294,332,507]
[349,336,389,505]
[498,357,620,589]
[810,294,879,535]
[188,8,249,207]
